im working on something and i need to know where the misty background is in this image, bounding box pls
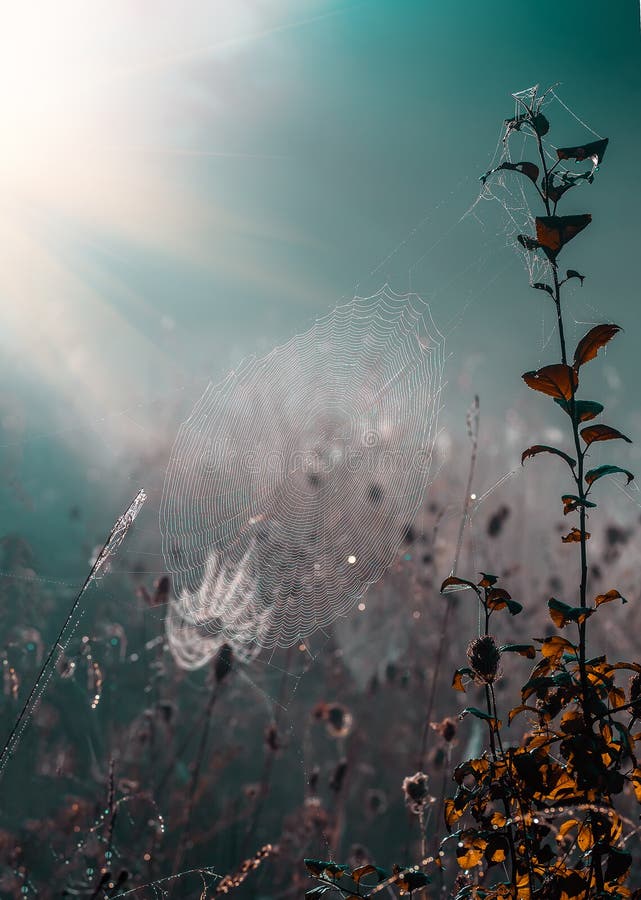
[1,0,640,584]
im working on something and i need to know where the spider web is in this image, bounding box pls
[470,83,606,288]
[160,286,446,662]
[0,85,630,898]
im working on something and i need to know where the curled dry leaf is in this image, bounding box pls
[561,527,591,543]
[561,494,596,515]
[480,160,539,185]
[440,575,480,595]
[573,323,621,368]
[556,137,609,166]
[580,424,632,446]
[521,444,576,468]
[594,589,626,608]
[522,364,578,401]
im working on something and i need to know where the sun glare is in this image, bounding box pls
[0,1,291,454]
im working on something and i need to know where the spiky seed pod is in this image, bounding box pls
[467,635,501,685]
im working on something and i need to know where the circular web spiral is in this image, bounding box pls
[161,287,445,663]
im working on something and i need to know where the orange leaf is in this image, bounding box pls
[539,635,576,662]
[456,832,487,869]
[561,527,590,543]
[580,424,632,446]
[594,589,626,607]
[452,669,468,692]
[444,798,464,827]
[522,445,576,468]
[535,214,592,257]
[573,323,621,368]
[522,364,578,400]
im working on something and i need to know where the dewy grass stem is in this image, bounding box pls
[0,489,146,778]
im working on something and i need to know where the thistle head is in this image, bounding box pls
[401,771,431,814]
[467,635,501,685]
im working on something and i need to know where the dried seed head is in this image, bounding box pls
[365,788,388,817]
[312,701,353,738]
[430,716,458,743]
[467,635,501,684]
[401,771,431,814]
[325,703,353,738]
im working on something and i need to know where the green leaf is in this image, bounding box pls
[585,464,634,487]
[561,494,597,515]
[461,707,501,728]
[505,599,523,615]
[548,598,593,628]
[478,572,498,587]
[304,860,349,880]
[499,643,536,659]
[522,444,576,468]
[554,398,604,423]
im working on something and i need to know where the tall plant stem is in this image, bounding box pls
[531,117,592,727]
[482,683,519,889]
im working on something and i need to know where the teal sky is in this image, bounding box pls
[1,0,640,574]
